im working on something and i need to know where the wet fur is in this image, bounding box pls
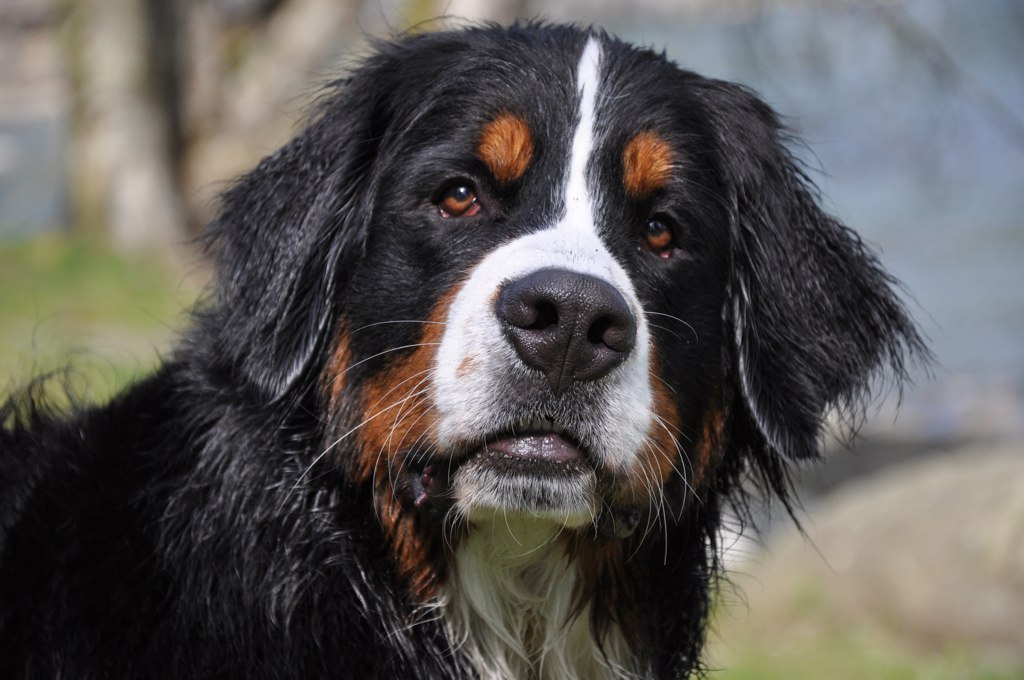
[0,23,925,679]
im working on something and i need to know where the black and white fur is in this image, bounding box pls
[0,23,924,679]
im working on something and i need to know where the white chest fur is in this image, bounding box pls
[440,515,641,680]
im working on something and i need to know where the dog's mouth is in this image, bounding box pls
[399,416,647,538]
[470,418,590,467]
[405,417,600,525]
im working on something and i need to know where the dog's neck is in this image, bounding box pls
[440,513,640,680]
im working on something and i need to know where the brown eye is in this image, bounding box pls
[642,218,674,257]
[437,185,480,218]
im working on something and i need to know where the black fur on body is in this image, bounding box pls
[0,23,925,679]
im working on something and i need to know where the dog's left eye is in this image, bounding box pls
[437,185,481,218]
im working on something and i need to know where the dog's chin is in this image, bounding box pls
[451,433,599,529]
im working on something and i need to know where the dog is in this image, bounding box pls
[0,23,925,679]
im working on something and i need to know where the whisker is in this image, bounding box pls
[381,373,437,503]
[367,386,433,500]
[281,379,433,508]
[326,342,440,388]
[650,372,677,395]
[645,311,699,344]
[651,413,701,504]
[646,322,686,344]
[350,319,447,334]
[635,439,671,562]
[651,413,692,443]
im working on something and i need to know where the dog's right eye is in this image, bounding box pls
[437,185,480,218]
[641,217,675,258]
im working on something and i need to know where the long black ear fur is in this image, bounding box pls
[698,79,927,460]
[195,54,397,402]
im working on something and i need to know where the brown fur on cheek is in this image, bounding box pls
[692,392,726,490]
[623,131,674,199]
[326,330,352,412]
[353,318,444,486]
[324,293,458,601]
[478,114,534,184]
[614,354,682,506]
[623,364,727,503]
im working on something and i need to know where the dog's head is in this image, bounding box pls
[198,23,924,674]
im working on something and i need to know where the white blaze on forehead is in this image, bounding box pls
[564,35,602,231]
[432,35,654,472]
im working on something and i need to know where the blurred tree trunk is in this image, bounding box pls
[67,0,533,251]
[180,0,371,229]
[73,0,185,251]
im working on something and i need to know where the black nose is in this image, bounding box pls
[496,269,637,395]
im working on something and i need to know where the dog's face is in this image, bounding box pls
[333,32,733,534]
[202,23,921,672]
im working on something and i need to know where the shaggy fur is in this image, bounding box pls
[0,23,925,679]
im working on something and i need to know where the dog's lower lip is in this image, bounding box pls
[484,432,584,464]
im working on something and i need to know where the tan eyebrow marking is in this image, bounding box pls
[622,131,674,199]
[477,114,534,184]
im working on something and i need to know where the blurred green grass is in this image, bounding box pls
[1,234,1019,680]
[708,610,1020,680]
[0,234,204,402]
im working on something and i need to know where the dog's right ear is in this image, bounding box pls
[197,52,398,403]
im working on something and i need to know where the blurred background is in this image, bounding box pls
[1,0,1022,677]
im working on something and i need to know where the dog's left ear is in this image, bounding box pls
[695,78,926,460]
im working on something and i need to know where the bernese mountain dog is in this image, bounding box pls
[0,23,925,680]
